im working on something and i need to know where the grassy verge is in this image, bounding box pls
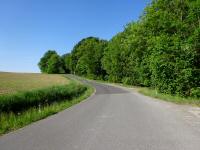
[76,75,200,107]
[138,87,200,106]
[0,80,94,135]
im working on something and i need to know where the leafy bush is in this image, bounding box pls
[191,88,200,98]
[122,77,135,85]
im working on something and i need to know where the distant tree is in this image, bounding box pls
[70,37,108,79]
[38,50,57,73]
[62,53,72,73]
[47,54,65,74]
[38,50,65,74]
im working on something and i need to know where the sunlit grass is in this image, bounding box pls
[0,84,94,135]
[0,73,94,135]
[0,83,87,113]
[0,72,69,95]
[138,87,200,106]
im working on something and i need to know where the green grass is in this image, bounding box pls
[137,87,200,106]
[0,83,94,135]
[0,73,94,135]
[0,72,69,95]
[0,82,87,113]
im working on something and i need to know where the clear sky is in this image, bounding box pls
[0,0,151,73]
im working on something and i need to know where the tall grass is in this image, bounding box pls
[0,83,87,113]
[0,74,94,135]
[0,85,94,135]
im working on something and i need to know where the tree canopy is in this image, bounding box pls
[38,50,65,74]
[70,37,108,79]
[39,0,200,97]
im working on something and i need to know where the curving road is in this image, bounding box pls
[1,80,200,150]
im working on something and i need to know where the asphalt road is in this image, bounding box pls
[1,80,200,150]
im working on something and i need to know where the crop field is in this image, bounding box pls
[0,73,93,134]
[0,72,68,95]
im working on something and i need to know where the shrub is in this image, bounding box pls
[191,88,200,98]
[122,77,135,85]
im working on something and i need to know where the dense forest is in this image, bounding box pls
[38,0,200,98]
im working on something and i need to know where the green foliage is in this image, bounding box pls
[47,54,65,74]
[142,0,200,96]
[191,87,200,98]
[102,22,151,85]
[101,0,200,97]
[38,50,57,73]
[70,37,108,79]
[0,82,94,135]
[38,50,65,74]
[62,53,72,73]
[122,77,135,85]
[38,0,200,98]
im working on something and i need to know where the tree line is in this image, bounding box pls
[38,0,200,98]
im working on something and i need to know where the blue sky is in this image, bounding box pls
[0,0,151,73]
